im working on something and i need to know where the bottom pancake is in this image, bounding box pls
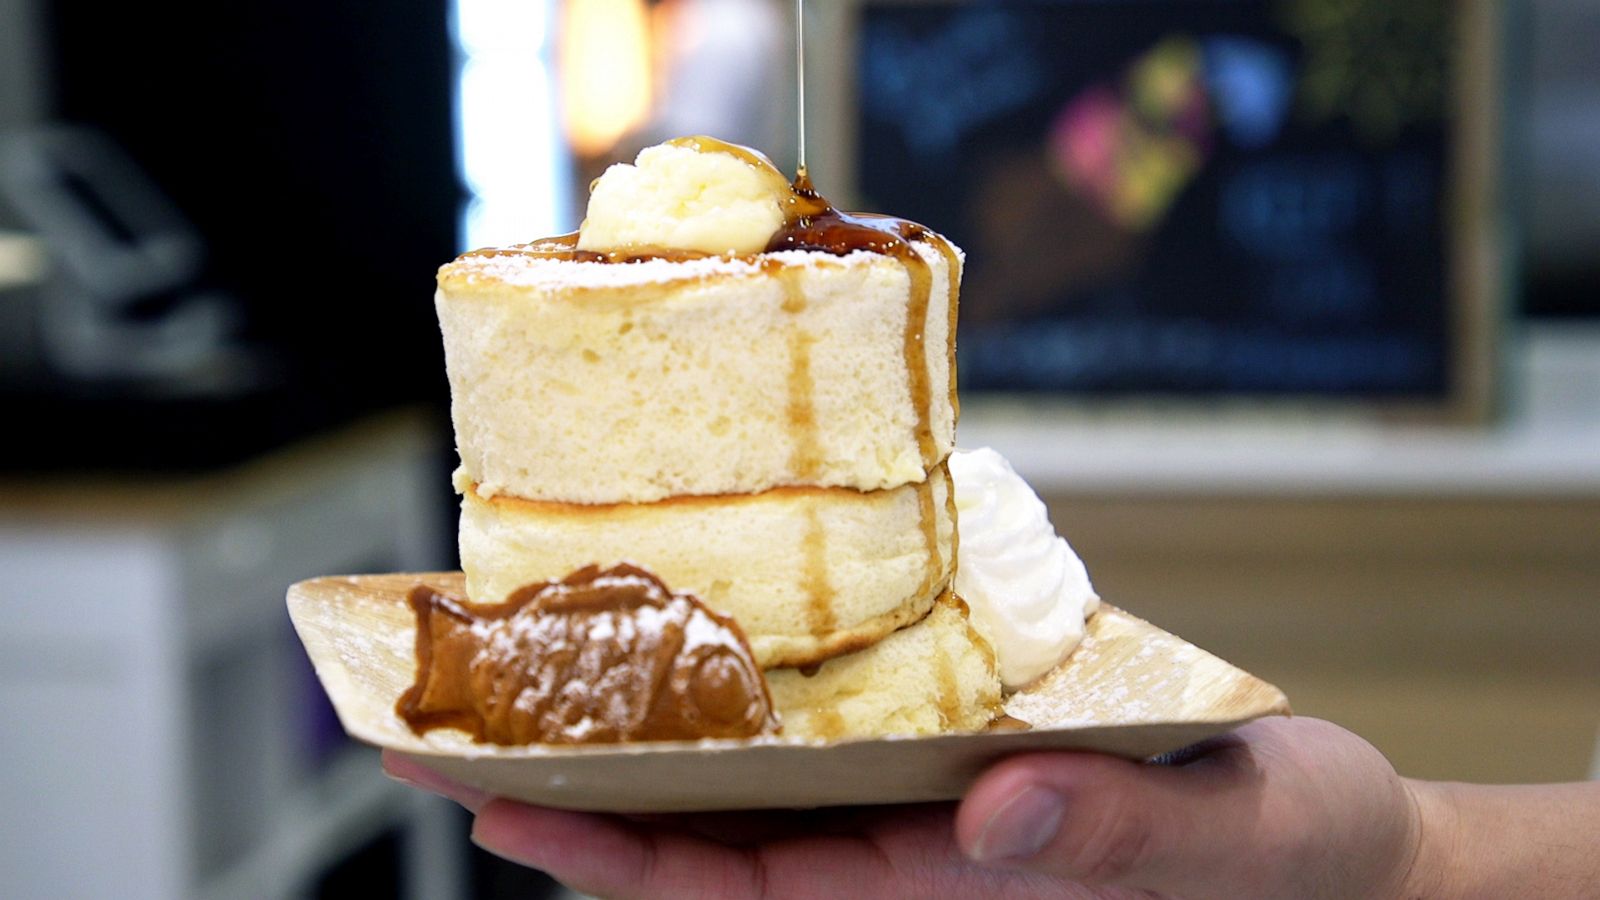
[766,593,1003,741]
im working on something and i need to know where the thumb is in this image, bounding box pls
[954,747,1276,898]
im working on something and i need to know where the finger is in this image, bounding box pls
[472,800,768,899]
[955,747,1277,897]
[624,804,915,846]
[475,800,1059,900]
[381,750,492,812]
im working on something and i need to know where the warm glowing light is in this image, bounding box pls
[454,0,570,249]
[559,0,654,157]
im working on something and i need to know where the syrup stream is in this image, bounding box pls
[795,0,807,178]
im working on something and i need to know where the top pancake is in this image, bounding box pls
[436,244,959,504]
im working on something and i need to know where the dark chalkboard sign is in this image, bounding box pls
[811,0,1506,420]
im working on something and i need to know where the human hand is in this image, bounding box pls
[383,717,1427,899]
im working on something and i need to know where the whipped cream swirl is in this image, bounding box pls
[949,447,1100,690]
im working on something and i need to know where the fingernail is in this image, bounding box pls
[468,821,507,861]
[970,785,1065,862]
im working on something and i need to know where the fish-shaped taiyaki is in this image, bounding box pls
[397,563,778,744]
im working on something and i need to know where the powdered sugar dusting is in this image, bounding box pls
[395,565,777,744]
[333,608,413,670]
[439,248,895,291]
[1004,608,1207,728]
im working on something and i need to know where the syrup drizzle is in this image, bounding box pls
[776,264,823,479]
[942,459,960,564]
[988,715,1031,733]
[801,506,836,637]
[926,238,964,420]
[770,173,944,468]
[934,639,962,728]
[813,708,847,740]
[914,474,942,601]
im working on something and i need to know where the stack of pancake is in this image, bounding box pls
[434,173,1001,742]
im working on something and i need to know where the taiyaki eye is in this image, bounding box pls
[689,649,760,725]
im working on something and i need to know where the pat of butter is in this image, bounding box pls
[577,138,793,256]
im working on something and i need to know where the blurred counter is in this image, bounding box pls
[963,325,1600,784]
[0,411,464,900]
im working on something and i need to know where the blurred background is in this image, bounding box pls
[1,0,1595,897]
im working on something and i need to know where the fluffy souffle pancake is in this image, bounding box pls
[457,462,955,669]
[435,241,957,504]
[427,137,1010,741]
